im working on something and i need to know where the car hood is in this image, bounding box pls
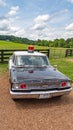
[14,66,70,82]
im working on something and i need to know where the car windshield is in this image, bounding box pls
[16,55,49,67]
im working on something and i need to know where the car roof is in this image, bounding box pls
[13,51,46,56]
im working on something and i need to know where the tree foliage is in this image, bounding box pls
[0,35,73,48]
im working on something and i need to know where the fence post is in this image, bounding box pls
[47,49,50,58]
[65,49,73,57]
[65,49,68,57]
[1,50,4,63]
[70,49,72,56]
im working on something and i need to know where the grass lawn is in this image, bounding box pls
[0,40,48,50]
[0,63,8,75]
[50,57,73,81]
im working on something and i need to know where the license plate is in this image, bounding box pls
[39,94,50,99]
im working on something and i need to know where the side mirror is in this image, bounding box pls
[53,65,57,70]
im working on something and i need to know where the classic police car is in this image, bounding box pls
[9,46,72,99]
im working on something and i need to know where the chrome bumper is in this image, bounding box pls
[10,87,72,99]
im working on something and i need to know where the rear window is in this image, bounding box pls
[16,55,49,67]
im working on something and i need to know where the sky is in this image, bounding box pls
[0,0,73,40]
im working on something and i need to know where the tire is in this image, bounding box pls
[56,95,63,99]
[12,98,19,101]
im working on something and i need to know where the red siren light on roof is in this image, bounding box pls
[28,46,34,53]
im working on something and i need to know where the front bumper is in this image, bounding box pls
[10,87,72,99]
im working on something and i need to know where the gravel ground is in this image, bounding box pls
[0,72,73,130]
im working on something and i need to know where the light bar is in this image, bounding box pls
[28,46,34,53]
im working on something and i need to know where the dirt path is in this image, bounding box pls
[0,72,73,130]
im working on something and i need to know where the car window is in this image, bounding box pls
[16,55,49,67]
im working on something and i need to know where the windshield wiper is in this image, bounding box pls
[17,65,34,68]
[34,65,47,68]
[41,65,47,67]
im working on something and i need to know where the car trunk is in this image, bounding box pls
[14,66,70,91]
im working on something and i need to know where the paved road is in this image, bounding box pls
[0,73,73,130]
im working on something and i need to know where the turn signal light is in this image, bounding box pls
[61,82,66,87]
[20,84,26,89]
